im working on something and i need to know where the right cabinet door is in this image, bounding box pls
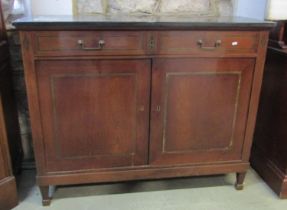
[150,58,255,166]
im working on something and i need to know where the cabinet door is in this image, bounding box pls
[150,58,255,166]
[36,60,150,172]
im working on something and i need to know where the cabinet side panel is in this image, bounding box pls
[242,31,269,161]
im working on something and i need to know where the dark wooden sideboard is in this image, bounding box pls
[252,21,287,199]
[13,15,274,205]
[0,43,19,210]
[0,4,20,210]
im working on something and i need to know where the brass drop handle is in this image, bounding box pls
[78,39,105,51]
[197,39,222,50]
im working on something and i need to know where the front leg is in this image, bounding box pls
[39,185,52,206]
[235,172,246,190]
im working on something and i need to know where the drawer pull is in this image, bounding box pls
[197,39,222,50]
[78,39,105,51]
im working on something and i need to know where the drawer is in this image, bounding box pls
[33,31,147,56]
[157,31,259,55]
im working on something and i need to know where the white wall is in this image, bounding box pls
[234,0,267,19]
[31,0,72,16]
[266,0,287,20]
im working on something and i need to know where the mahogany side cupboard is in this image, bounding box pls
[14,16,274,205]
[1,3,21,210]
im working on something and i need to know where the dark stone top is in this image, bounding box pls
[13,15,275,30]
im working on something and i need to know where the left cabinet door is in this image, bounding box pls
[36,59,150,172]
[0,49,18,210]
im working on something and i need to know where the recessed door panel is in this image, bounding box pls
[150,58,255,165]
[36,59,150,172]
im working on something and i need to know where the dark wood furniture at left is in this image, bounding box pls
[14,15,274,206]
[0,4,19,210]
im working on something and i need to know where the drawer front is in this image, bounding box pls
[157,31,259,55]
[33,31,147,56]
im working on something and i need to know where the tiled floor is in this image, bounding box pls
[13,169,287,210]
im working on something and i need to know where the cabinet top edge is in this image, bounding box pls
[12,15,276,31]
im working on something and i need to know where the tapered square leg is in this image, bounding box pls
[235,172,246,190]
[39,186,51,206]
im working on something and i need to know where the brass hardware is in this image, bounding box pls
[78,39,105,51]
[148,35,156,50]
[157,106,161,112]
[138,106,145,112]
[153,105,161,112]
[197,39,222,50]
[232,41,239,46]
